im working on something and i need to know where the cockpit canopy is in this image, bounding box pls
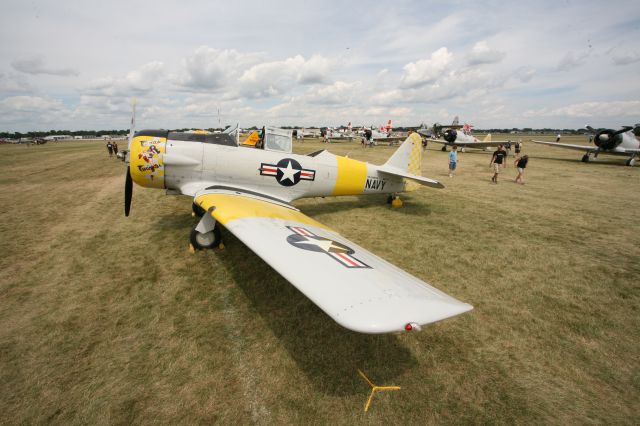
[263,126,292,153]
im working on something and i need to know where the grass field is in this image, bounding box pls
[1,135,638,424]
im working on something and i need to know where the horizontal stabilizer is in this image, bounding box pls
[378,166,444,188]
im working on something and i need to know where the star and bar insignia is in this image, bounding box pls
[260,158,315,187]
[286,226,371,269]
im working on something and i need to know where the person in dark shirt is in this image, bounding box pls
[514,155,529,184]
[490,144,507,183]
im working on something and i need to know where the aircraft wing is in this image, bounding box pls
[373,136,405,142]
[532,140,595,152]
[194,190,472,333]
[425,139,511,148]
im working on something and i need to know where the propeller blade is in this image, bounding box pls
[613,126,633,136]
[124,167,132,217]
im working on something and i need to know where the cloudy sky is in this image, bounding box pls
[1,0,639,131]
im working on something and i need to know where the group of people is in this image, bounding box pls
[447,143,529,184]
[106,141,119,157]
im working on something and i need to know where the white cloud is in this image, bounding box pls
[305,81,361,104]
[467,41,506,65]
[0,96,70,127]
[556,51,589,71]
[177,47,261,91]
[238,54,335,98]
[611,52,640,66]
[85,61,165,96]
[0,72,34,93]
[400,47,453,88]
[513,66,536,83]
[11,56,79,77]
[523,101,640,118]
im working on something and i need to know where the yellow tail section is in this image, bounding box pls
[242,131,260,146]
[404,133,423,191]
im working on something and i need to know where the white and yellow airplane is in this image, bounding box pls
[122,108,472,334]
[532,126,640,166]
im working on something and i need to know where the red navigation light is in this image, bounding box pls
[405,323,413,331]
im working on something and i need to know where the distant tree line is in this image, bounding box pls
[0,129,129,139]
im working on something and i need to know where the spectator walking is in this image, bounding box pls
[490,144,507,183]
[448,145,458,177]
[514,155,529,184]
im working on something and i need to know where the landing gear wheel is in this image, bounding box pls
[192,202,206,217]
[626,158,636,166]
[581,154,590,163]
[386,195,393,204]
[190,225,221,249]
[441,146,447,152]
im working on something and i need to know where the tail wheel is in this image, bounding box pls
[190,225,221,250]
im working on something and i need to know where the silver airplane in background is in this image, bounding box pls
[532,125,640,166]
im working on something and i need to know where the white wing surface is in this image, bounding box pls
[195,191,472,334]
[426,138,511,148]
[532,140,595,152]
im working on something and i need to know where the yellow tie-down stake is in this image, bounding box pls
[358,369,401,412]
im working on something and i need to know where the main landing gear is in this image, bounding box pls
[626,157,637,166]
[441,146,447,152]
[190,206,222,250]
[581,153,590,163]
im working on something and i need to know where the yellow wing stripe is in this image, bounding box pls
[332,156,368,196]
[195,193,331,230]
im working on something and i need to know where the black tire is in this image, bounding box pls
[386,195,393,204]
[581,154,589,163]
[192,202,206,217]
[190,225,221,249]
[441,146,447,151]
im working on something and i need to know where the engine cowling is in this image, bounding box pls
[129,130,168,189]
[443,129,457,143]
[593,129,620,151]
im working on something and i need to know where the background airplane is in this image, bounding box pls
[366,120,405,145]
[420,117,511,151]
[532,125,640,166]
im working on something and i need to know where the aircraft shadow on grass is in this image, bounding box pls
[530,154,625,166]
[151,210,429,395]
[217,237,418,396]
[297,194,432,218]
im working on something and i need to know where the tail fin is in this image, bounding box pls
[452,116,459,126]
[483,133,492,142]
[386,119,393,132]
[383,133,423,191]
[242,131,260,146]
